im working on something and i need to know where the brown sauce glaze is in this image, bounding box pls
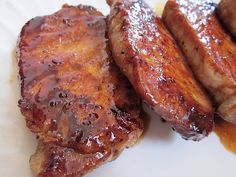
[215,117,236,154]
[107,0,214,141]
[157,2,236,153]
[17,5,143,176]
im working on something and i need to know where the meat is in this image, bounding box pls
[217,0,236,38]
[17,4,143,177]
[107,0,214,140]
[162,0,236,123]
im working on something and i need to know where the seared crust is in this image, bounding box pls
[18,5,143,177]
[217,0,236,38]
[30,141,115,177]
[107,0,213,140]
[163,0,236,123]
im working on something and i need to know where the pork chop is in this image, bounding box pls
[17,4,143,177]
[163,0,236,123]
[107,0,213,140]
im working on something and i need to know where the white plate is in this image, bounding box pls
[0,0,235,177]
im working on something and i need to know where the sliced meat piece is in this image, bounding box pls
[163,0,236,123]
[217,0,236,38]
[30,141,115,177]
[107,0,213,140]
[17,4,143,177]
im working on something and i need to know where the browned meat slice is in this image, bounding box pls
[217,0,236,38]
[163,0,236,123]
[30,141,114,177]
[107,0,213,140]
[17,4,143,177]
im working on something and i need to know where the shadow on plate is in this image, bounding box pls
[141,103,175,142]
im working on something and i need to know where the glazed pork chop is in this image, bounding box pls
[163,0,236,123]
[107,0,214,140]
[217,0,236,38]
[17,4,143,177]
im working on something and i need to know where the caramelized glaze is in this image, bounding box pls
[162,0,236,123]
[17,4,143,177]
[215,117,236,154]
[107,0,213,140]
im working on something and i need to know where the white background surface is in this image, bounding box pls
[0,0,234,177]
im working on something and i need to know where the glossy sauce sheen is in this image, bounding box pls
[17,5,143,177]
[162,0,236,123]
[215,118,236,154]
[107,0,213,140]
